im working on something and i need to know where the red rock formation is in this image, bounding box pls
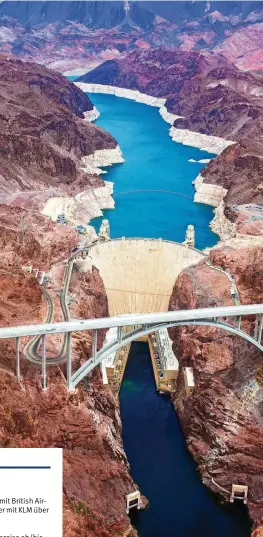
[0,227,136,537]
[0,55,117,211]
[2,2,263,73]
[82,48,263,140]
[0,55,136,533]
[202,140,263,206]
[169,246,263,530]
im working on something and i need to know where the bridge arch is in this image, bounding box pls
[71,318,263,388]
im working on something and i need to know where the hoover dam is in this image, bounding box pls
[88,238,204,315]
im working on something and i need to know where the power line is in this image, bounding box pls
[114,189,192,199]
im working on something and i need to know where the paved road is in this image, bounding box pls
[24,258,75,364]
[7,303,263,340]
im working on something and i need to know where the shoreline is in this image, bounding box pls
[42,145,124,228]
[76,82,262,246]
[75,81,238,244]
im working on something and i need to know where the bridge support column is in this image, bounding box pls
[67,332,74,391]
[42,334,47,390]
[258,315,263,344]
[117,327,123,344]
[254,315,260,340]
[92,330,97,363]
[16,337,21,383]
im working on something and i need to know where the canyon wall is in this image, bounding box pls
[0,55,124,224]
[0,56,137,537]
[0,206,137,537]
[169,246,263,532]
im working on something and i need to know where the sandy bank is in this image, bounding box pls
[42,181,114,228]
[84,107,100,122]
[81,145,124,175]
[170,127,234,155]
[76,82,166,107]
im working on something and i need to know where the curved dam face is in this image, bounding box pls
[89,238,205,315]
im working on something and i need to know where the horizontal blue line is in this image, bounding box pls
[0,466,51,469]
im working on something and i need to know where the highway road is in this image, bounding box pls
[7,303,263,340]
[24,258,75,364]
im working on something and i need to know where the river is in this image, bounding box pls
[85,91,251,536]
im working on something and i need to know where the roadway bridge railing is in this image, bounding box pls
[1,304,263,390]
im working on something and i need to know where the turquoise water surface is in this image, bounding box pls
[88,93,218,250]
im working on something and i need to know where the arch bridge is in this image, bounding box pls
[1,304,263,390]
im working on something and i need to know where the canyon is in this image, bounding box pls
[169,245,263,535]
[0,55,136,537]
[1,17,263,537]
[78,47,263,240]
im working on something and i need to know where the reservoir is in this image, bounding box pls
[89,92,218,250]
[82,90,251,536]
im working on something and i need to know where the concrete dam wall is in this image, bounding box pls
[89,238,205,315]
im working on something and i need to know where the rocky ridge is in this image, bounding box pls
[2,1,263,73]
[0,56,137,537]
[169,246,263,534]
[0,55,123,226]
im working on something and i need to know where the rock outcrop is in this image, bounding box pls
[0,56,136,537]
[169,246,263,531]
[0,207,137,537]
[0,55,122,222]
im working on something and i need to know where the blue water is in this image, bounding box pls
[88,93,218,250]
[120,343,251,537]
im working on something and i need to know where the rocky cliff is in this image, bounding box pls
[0,209,137,537]
[0,56,136,537]
[0,55,120,221]
[169,246,263,533]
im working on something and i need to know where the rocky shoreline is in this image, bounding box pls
[75,81,241,244]
[84,106,100,122]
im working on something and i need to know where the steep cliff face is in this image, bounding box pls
[202,140,263,205]
[0,223,136,537]
[169,246,263,531]
[0,55,118,218]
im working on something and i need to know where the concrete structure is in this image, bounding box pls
[98,219,110,241]
[183,367,195,398]
[230,484,248,504]
[148,329,179,392]
[89,238,205,315]
[101,327,131,394]
[126,491,141,514]
[184,224,195,248]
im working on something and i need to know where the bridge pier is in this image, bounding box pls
[92,330,97,363]
[67,332,74,391]
[16,336,21,383]
[258,315,263,344]
[41,334,47,390]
